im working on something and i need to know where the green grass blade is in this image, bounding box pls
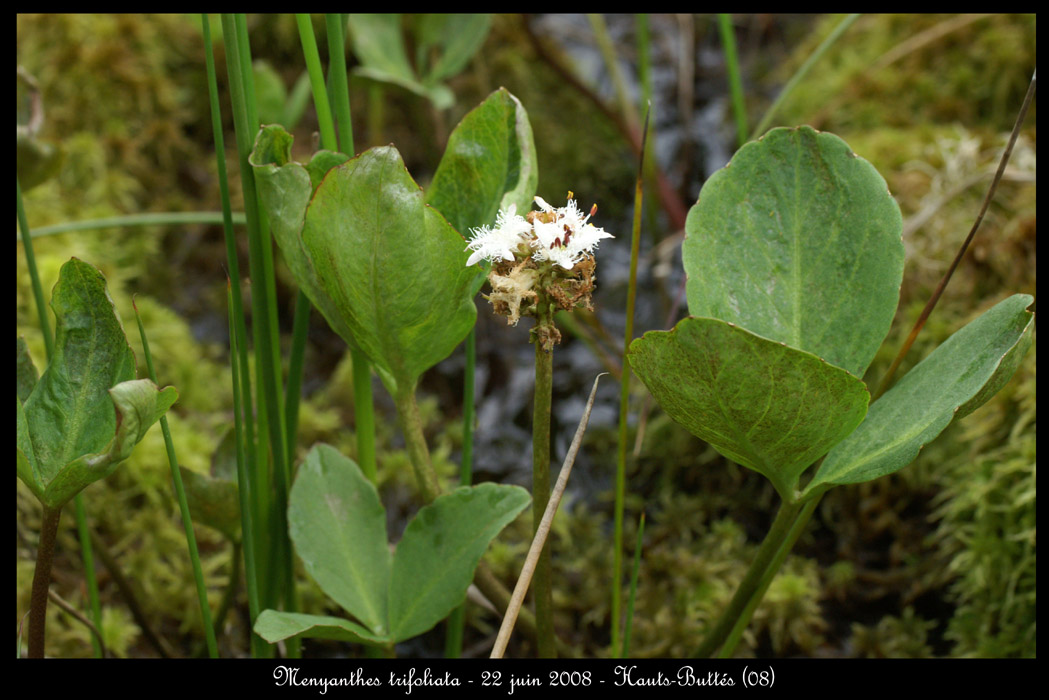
[17,211,246,240]
[636,14,651,110]
[296,14,337,149]
[284,292,310,467]
[718,14,748,148]
[236,12,299,658]
[587,13,640,132]
[202,14,263,656]
[612,104,650,657]
[133,299,218,658]
[222,12,294,655]
[325,13,354,155]
[72,497,103,658]
[227,282,264,657]
[444,327,477,657]
[750,14,860,139]
[16,180,53,358]
[621,511,645,658]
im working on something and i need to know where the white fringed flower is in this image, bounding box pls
[465,195,612,270]
[529,196,613,270]
[464,204,532,267]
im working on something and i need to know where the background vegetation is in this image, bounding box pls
[16,13,1035,658]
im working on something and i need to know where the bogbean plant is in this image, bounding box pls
[248,110,1033,657]
[217,11,620,654]
[628,126,1034,657]
[245,86,603,654]
[17,259,178,657]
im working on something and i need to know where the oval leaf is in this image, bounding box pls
[628,316,870,499]
[426,87,538,242]
[388,482,530,642]
[347,14,415,84]
[684,126,904,378]
[426,87,537,295]
[417,14,492,84]
[805,294,1034,494]
[254,610,389,647]
[252,135,477,398]
[38,379,177,510]
[16,336,38,402]
[18,258,137,502]
[302,146,477,397]
[250,126,358,358]
[288,444,390,635]
[180,467,241,542]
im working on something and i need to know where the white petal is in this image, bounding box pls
[532,220,563,250]
[534,195,554,212]
[572,224,613,251]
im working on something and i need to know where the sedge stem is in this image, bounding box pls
[612,104,650,657]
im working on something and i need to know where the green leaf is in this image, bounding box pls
[288,444,390,635]
[250,60,311,131]
[347,14,416,86]
[283,71,314,131]
[253,610,389,647]
[17,131,64,193]
[16,336,38,403]
[17,398,35,491]
[804,294,1035,494]
[252,59,289,128]
[305,150,352,192]
[20,259,136,485]
[36,379,177,509]
[304,145,477,397]
[353,66,454,109]
[285,444,529,646]
[180,430,241,541]
[250,126,358,360]
[683,126,904,378]
[253,138,477,398]
[16,259,174,508]
[388,482,530,642]
[347,14,482,110]
[17,66,64,191]
[180,465,240,541]
[426,88,538,238]
[415,14,492,84]
[628,316,869,499]
[426,87,537,295]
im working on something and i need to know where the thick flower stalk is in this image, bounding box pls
[467,193,611,657]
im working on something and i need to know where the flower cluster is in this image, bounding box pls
[465,194,613,270]
[465,194,611,345]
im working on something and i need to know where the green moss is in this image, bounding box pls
[17,14,210,207]
[850,607,936,658]
[930,345,1036,657]
[749,559,826,656]
[770,14,1035,135]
